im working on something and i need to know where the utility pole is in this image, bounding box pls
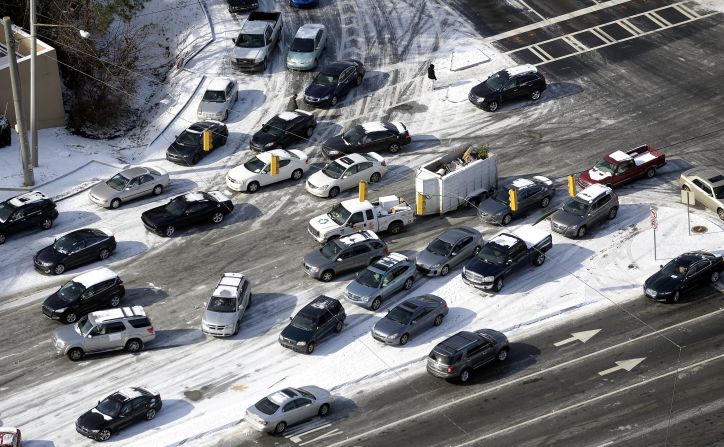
[30,0,38,166]
[3,16,34,186]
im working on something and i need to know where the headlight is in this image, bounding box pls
[476,97,485,104]
[278,334,283,340]
[327,150,340,155]
[321,95,331,100]
[264,142,276,148]
[388,333,399,340]
[296,341,307,346]
[430,263,441,269]
[319,184,329,190]
[55,307,67,313]
[254,57,264,63]
[483,276,495,282]
[309,266,320,272]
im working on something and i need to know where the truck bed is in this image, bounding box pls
[247,11,281,22]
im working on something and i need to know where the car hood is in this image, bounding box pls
[464,256,505,277]
[54,323,82,343]
[142,205,174,226]
[305,83,334,100]
[89,181,120,201]
[479,328,508,346]
[471,82,494,99]
[346,281,377,300]
[372,316,406,337]
[584,166,612,182]
[233,47,264,61]
[309,213,343,233]
[44,291,77,311]
[199,102,226,114]
[478,199,509,216]
[202,310,239,327]
[251,130,279,147]
[227,164,256,182]
[644,271,682,293]
[167,142,198,157]
[323,135,348,152]
[550,210,584,228]
[36,245,66,265]
[299,385,331,401]
[303,249,332,269]
[288,51,315,63]
[77,408,113,431]
[416,249,448,269]
[307,170,335,187]
[281,323,314,343]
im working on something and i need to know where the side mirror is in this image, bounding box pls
[506,259,513,265]
[411,320,418,325]
[203,301,207,307]
[336,258,343,262]
[86,334,92,338]
[659,265,663,269]
[232,37,237,44]
[451,251,459,257]
[289,316,293,322]
[346,222,354,227]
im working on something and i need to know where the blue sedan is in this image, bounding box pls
[290,0,319,8]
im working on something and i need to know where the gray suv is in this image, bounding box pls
[303,230,388,282]
[550,184,619,238]
[427,329,509,383]
[344,252,416,311]
[52,306,155,361]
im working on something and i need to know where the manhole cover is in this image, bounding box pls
[692,225,708,233]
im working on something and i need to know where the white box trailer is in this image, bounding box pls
[415,146,498,216]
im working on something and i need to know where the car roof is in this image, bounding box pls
[337,230,380,246]
[577,184,612,202]
[684,167,724,185]
[207,78,233,91]
[268,388,298,405]
[301,295,339,315]
[119,166,149,178]
[506,177,534,190]
[360,121,391,134]
[678,251,717,263]
[438,331,481,351]
[181,191,208,202]
[73,267,118,288]
[89,306,146,324]
[7,190,49,208]
[370,252,408,271]
[437,228,470,244]
[335,153,369,166]
[504,64,537,77]
[341,198,373,213]
[322,60,354,74]
[257,149,294,163]
[295,23,324,38]
[489,233,520,248]
[115,387,146,401]
[608,150,632,162]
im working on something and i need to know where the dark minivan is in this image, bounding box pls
[427,329,509,383]
[279,296,346,355]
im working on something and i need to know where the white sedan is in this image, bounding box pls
[306,152,387,198]
[226,149,309,193]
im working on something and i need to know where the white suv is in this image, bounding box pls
[201,273,251,337]
[198,78,238,121]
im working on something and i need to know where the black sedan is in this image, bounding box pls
[76,387,162,442]
[141,191,233,237]
[250,109,316,152]
[34,228,116,275]
[303,59,365,108]
[166,121,228,165]
[644,251,722,303]
[322,121,411,159]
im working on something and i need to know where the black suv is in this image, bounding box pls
[250,109,316,152]
[279,296,346,354]
[76,387,162,442]
[468,65,546,112]
[0,191,58,244]
[166,121,228,165]
[427,329,509,383]
[42,268,125,324]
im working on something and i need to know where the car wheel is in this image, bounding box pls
[487,101,499,112]
[40,217,54,229]
[305,341,315,355]
[493,277,504,292]
[356,74,363,86]
[53,264,66,275]
[99,248,111,260]
[533,252,545,266]
[530,90,541,101]
[333,320,343,333]
[64,312,78,324]
[708,270,720,283]
[497,348,509,362]
[320,270,334,282]
[247,181,260,193]
[371,297,382,311]
[388,143,401,153]
[682,185,690,192]
[212,212,224,224]
[291,169,304,181]
[192,154,201,165]
[125,339,143,353]
[646,167,656,178]
[459,368,471,383]
[262,57,268,71]
[274,421,287,435]
[0,233,5,244]
[306,126,314,137]
[330,96,338,106]
[223,110,228,121]
[502,214,512,225]
[97,428,111,441]
[670,291,680,304]
[328,187,340,198]
[608,206,618,220]
[577,226,587,238]
[388,221,403,234]
[399,333,410,346]
[370,172,381,183]
[718,208,724,221]
[68,347,84,361]
[109,295,121,307]
[433,314,444,326]
[110,198,121,209]
[403,277,414,290]
[247,293,252,309]
[233,320,241,336]
[313,58,319,69]
[540,196,551,208]
[146,408,157,420]
[440,265,450,276]
[164,226,175,237]
[153,185,164,195]
[318,403,331,417]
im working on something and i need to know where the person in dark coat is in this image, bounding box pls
[427,64,437,90]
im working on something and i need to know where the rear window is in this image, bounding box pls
[255,397,279,415]
[428,351,460,365]
[370,241,385,250]
[129,317,152,328]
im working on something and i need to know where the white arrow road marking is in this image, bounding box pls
[553,329,601,347]
[598,358,646,376]
[299,428,343,446]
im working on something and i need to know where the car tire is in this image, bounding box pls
[576,226,587,238]
[440,265,450,276]
[530,90,541,101]
[125,339,143,353]
[99,248,111,260]
[291,169,304,181]
[718,208,724,221]
[97,428,111,441]
[247,293,252,309]
[319,403,331,417]
[233,320,241,336]
[223,110,228,121]
[313,58,319,69]
[370,172,381,183]
[164,226,175,237]
[64,312,78,324]
[682,185,690,192]
[711,271,720,283]
[328,187,340,198]
[212,211,224,224]
[493,277,504,292]
[459,368,471,383]
[608,206,618,220]
[330,96,338,107]
[533,252,545,266]
[262,58,268,71]
[356,74,363,86]
[433,314,444,326]
[110,198,121,209]
[0,233,5,245]
[68,348,84,361]
[388,221,403,235]
[192,154,201,165]
[109,295,121,307]
[403,277,414,290]
[40,217,54,230]
[274,421,287,435]
[399,333,410,345]
[646,167,656,178]
[388,143,401,153]
[146,408,157,420]
[53,264,66,275]
[497,348,509,362]
[502,214,512,225]
[669,291,680,304]
[247,181,260,193]
[153,185,164,195]
[333,320,343,333]
[371,297,382,311]
[487,101,499,112]
[305,341,315,355]
[540,196,551,208]
[320,270,334,282]
[306,126,314,137]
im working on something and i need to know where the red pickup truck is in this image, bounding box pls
[578,144,666,189]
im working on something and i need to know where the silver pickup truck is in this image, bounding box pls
[231,11,282,72]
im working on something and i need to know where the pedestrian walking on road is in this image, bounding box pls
[427,63,437,91]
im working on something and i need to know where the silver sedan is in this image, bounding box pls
[371,295,448,345]
[244,386,334,434]
[89,166,170,209]
[415,226,482,276]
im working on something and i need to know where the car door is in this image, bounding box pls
[292,397,317,421]
[130,396,150,422]
[338,67,354,96]
[521,185,542,212]
[116,400,136,429]
[184,202,208,226]
[67,239,90,267]
[592,194,612,225]
[281,401,302,426]
[366,131,389,152]
[335,247,357,273]
[315,29,325,58]
[356,161,373,182]
[137,174,156,198]
[5,208,28,235]
[351,243,373,269]
[77,285,101,315]
[507,241,527,271]
[613,159,636,185]
[239,279,250,315]
[409,307,430,335]
[339,164,360,190]
[224,82,234,111]
[683,262,707,290]
[517,74,537,96]
[85,323,114,353]
[692,179,717,210]
[364,209,376,231]
[451,236,474,266]
[316,311,332,339]
[501,78,518,101]
[24,203,43,227]
[347,211,366,233]
[278,159,293,178]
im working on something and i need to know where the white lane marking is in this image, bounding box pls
[323,307,724,447]
[288,422,332,442]
[646,11,672,27]
[518,0,547,21]
[299,428,343,446]
[528,45,552,62]
[676,3,700,19]
[589,27,615,44]
[562,35,588,52]
[617,18,643,36]
[553,329,601,347]
[597,357,646,376]
[457,352,724,445]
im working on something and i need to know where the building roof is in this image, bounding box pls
[74,267,118,288]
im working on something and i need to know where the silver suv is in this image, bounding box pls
[303,230,389,282]
[344,252,416,311]
[201,273,251,337]
[550,184,619,238]
[52,306,155,361]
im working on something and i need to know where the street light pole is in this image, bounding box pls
[30,0,38,167]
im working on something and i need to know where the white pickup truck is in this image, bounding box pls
[231,11,282,72]
[308,195,415,243]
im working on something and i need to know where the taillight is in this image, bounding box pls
[381,160,387,166]
[447,366,454,373]
[384,247,390,254]
[147,327,154,334]
[260,420,268,426]
[405,131,410,138]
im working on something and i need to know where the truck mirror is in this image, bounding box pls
[232,37,236,44]
[506,259,513,265]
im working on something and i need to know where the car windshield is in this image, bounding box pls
[261,117,286,137]
[356,269,383,288]
[492,188,510,204]
[314,72,339,87]
[202,90,225,103]
[235,33,264,48]
[290,313,317,331]
[243,157,267,174]
[322,161,346,179]
[97,395,123,418]
[342,126,365,145]
[207,296,236,313]
[476,243,507,266]
[164,197,189,216]
[176,130,201,146]
[563,198,589,216]
[53,234,80,254]
[293,388,316,400]
[387,306,413,324]
[291,37,314,52]
[594,159,616,174]
[713,185,724,199]
[328,203,352,225]
[56,281,85,303]
[255,397,280,415]
[661,259,691,278]
[484,72,505,91]
[320,240,344,259]
[106,173,130,191]
[0,202,14,223]
[427,238,452,256]
[78,315,94,336]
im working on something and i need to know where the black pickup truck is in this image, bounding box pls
[227,0,258,14]
[462,225,552,292]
